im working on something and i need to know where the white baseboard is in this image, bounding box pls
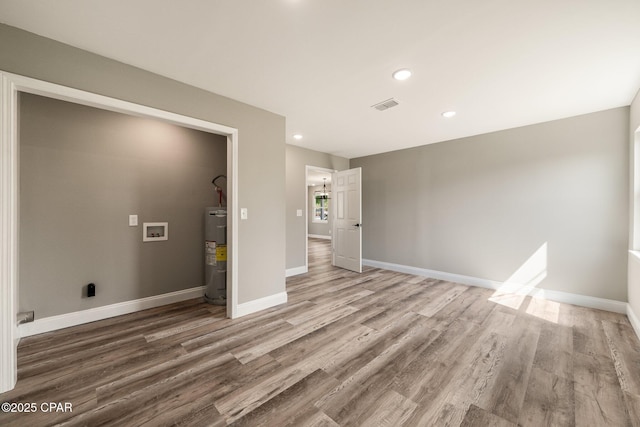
[363,259,627,314]
[236,292,288,318]
[286,266,308,277]
[536,288,627,314]
[19,286,206,338]
[628,304,640,340]
[309,234,331,240]
[364,259,503,290]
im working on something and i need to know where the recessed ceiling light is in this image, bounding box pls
[293,134,303,140]
[442,111,456,118]
[392,68,412,81]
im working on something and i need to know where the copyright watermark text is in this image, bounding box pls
[2,402,73,413]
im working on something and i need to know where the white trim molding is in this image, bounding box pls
[627,251,640,340]
[363,259,628,314]
[235,292,288,318]
[227,129,239,319]
[19,287,206,338]
[0,72,19,393]
[364,259,503,289]
[628,304,640,341]
[286,266,308,277]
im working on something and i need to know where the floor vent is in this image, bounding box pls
[372,98,399,111]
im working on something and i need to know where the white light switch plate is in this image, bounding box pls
[129,215,138,226]
[241,208,248,220]
[296,209,302,217]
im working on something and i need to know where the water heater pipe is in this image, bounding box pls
[212,175,227,207]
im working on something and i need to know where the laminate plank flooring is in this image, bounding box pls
[2,238,640,426]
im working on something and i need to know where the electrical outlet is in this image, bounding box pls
[241,208,248,220]
[129,215,138,226]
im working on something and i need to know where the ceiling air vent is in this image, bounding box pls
[372,98,399,111]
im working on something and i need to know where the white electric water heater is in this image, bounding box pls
[204,207,227,305]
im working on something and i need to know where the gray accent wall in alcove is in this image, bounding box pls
[19,93,227,318]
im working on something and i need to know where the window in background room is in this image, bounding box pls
[314,192,330,223]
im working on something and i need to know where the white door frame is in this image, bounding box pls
[305,165,336,272]
[0,71,240,393]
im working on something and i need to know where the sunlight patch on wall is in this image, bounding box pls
[489,242,548,311]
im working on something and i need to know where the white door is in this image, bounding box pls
[332,167,362,273]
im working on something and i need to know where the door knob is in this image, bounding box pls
[354,223,361,227]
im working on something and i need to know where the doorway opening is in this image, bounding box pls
[0,71,239,393]
[307,237,333,274]
[305,165,335,272]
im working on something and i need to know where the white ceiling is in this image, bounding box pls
[1,1,639,159]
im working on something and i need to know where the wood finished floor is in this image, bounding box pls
[2,238,640,426]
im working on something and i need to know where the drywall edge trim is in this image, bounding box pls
[286,266,308,277]
[235,292,288,318]
[0,73,18,393]
[363,259,627,314]
[19,286,206,337]
[628,303,640,341]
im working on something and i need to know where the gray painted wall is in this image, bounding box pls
[286,145,348,270]
[629,89,640,317]
[19,93,226,318]
[1,24,286,306]
[308,184,331,237]
[352,108,629,301]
